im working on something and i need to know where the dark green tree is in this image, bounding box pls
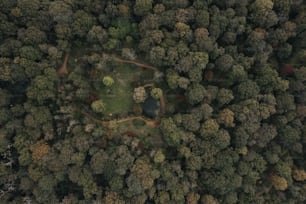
[72,10,95,37]
[49,1,73,24]
[160,118,183,147]
[187,83,210,105]
[236,80,260,100]
[134,0,153,16]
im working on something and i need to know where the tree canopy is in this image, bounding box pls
[0,0,306,203]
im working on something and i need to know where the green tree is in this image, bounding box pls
[19,176,34,192]
[87,26,108,44]
[175,22,191,39]
[153,149,165,163]
[232,126,249,148]
[170,185,185,202]
[264,142,282,164]
[200,119,219,138]
[214,149,239,171]
[215,54,234,72]
[54,23,72,40]
[161,0,189,9]
[28,163,46,182]
[109,176,124,191]
[213,129,231,149]
[253,124,277,148]
[48,0,73,24]
[166,71,180,89]
[134,0,153,16]
[160,118,183,147]
[0,129,9,153]
[150,88,163,99]
[103,76,114,87]
[72,10,95,37]
[191,103,213,121]
[175,7,195,23]
[0,39,22,57]
[186,155,202,171]
[0,0,16,13]
[19,46,42,61]
[216,88,234,106]
[188,67,202,83]
[164,46,179,66]
[186,192,200,204]
[273,0,291,21]
[277,43,293,60]
[218,108,235,127]
[26,75,55,104]
[104,191,125,204]
[16,0,40,18]
[294,66,306,81]
[221,31,237,45]
[226,64,248,86]
[190,139,218,169]
[201,194,219,204]
[178,146,191,159]
[278,125,301,147]
[187,83,209,105]
[249,0,278,28]
[275,93,296,114]
[91,99,106,113]
[108,18,132,40]
[138,13,160,35]
[176,55,193,73]
[18,26,46,45]
[223,191,238,204]
[37,174,57,193]
[149,46,165,66]
[181,114,200,132]
[154,191,170,204]
[236,80,260,100]
[258,94,277,118]
[90,149,109,174]
[153,4,165,14]
[121,48,137,60]
[0,108,9,126]
[72,134,93,152]
[207,6,222,38]
[32,186,58,203]
[195,10,210,27]
[133,86,147,103]
[113,145,135,176]
[255,65,289,93]
[129,158,157,192]
[194,28,214,52]
[68,167,99,200]
[140,29,164,51]
[274,160,292,184]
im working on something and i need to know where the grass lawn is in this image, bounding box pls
[97,63,153,116]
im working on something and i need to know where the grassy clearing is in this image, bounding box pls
[97,64,136,116]
[97,63,154,116]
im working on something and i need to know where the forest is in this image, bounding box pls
[0,0,306,203]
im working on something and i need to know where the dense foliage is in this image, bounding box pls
[1,0,306,203]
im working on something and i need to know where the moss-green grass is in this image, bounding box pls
[97,63,155,115]
[97,64,136,116]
